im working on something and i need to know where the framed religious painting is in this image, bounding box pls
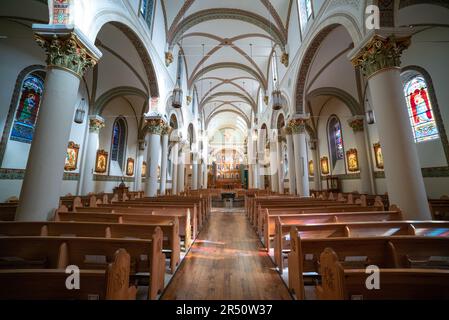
[142,161,147,177]
[95,149,108,173]
[308,160,314,177]
[126,158,134,176]
[346,148,359,172]
[373,143,384,169]
[64,141,79,171]
[320,156,330,175]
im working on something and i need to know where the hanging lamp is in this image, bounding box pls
[74,98,86,124]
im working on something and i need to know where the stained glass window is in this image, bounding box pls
[297,0,313,31]
[140,0,154,30]
[10,74,45,144]
[111,118,127,169]
[404,76,439,143]
[305,0,313,19]
[328,116,344,167]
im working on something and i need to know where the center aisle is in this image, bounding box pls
[161,208,293,300]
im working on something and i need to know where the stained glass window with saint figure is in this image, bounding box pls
[11,74,45,144]
[404,76,439,143]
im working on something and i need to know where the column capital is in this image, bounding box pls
[350,30,411,79]
[145,112,167,135]
[308,139,318,150]
[348,115,365,132]
[33,24,101,78]
[88,115,105,133]
[161,123,173,136]
[287,114,310,135]
[282,126,293,136]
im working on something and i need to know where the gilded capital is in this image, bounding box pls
[351,35,411,78]
[165,51,174,66]
[161,123,173,135]
[89,115,105,133]
[287,115,309,135]
[146,117,167,136]
[281,52,289,67]
[348,116,365,132]
[34,28,100,78]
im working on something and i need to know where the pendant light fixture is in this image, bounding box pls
[172,3,185,109]
[269,11,283,111]
[74,98,86,124]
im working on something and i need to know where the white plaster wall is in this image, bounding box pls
[401,27,449,168]
[98,97,140,180]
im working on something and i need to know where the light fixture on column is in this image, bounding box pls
[74,98,86,124]
[366,109,376,124]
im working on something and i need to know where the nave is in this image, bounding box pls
[161,208,292,300]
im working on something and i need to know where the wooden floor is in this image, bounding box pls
[161,209,292,300]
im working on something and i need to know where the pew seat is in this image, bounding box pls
[316,248,449,300]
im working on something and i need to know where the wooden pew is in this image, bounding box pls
[0,232,165,299]
[274,220,449,273]
[316,248,449,300]
[287,232,449,299]
[59,195,97,211]
[262,208,397,252]
[429,198,449,221]
[97,202,200,236]
[71,206,193,250]
[252,200,342,229]
[0,203,17,221]
[0,248,137,300]
[131,196,208,228]
[0,220,180,274]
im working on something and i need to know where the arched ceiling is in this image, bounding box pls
[162,0,290,135]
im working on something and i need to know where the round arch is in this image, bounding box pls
[293,15,362,114]
[89,18,160,98]
[306,87,363,116]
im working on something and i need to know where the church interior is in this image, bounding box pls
[0,0,449,301]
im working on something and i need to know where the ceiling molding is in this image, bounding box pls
[167,8,287,52]
[259,0,287,37]
[189,62,267,90]
[201,92,257,113]
[111,22,160,97]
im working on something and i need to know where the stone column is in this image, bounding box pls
[247,138,253,189]
[134,139,145,192]
[284,127,296,195]
[269,138,279,193]
[202,160,208,189]
[16,26,101,221]
[351,32,431,220]
[80,116,104,195]
[348,116,373,194]
[159,124,171,195]
[144,116,165,197]
[177,140,187,194]
[288,115,310,197]
[197,158,203,189]
[309,139,321,192]
[276,135,285,194]
[191,152,198,190]
[171,142,179,195]
[251,138,259,189]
